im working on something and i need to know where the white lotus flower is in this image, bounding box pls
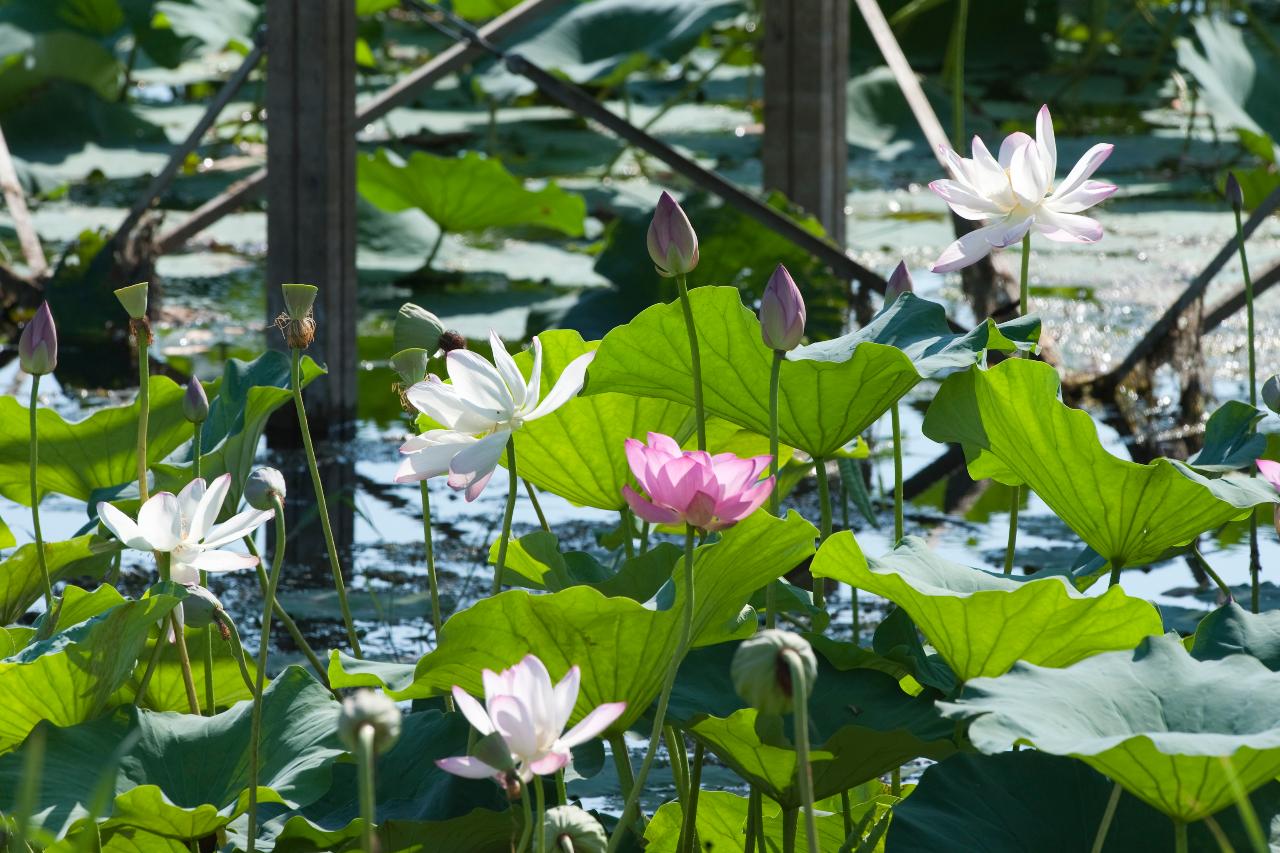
[97,473,273,585]
[394,330,594,501]
[436,655,626,782]
[929,105,1117,273]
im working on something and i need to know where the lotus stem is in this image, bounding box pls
[290,347,362,657]
[12,722,45,852]
[133,625,166,707]
[840,790,852,837]
[136,331,150,503]
[891,401,905,545]
[1108,559,1125,589]
[28,376,53,612]
[621,507,636,560]
[170,612,202,715]
[666,722,690,810]
[246,495,287,853]
[555,770,567,806]
[222,616,258,697]
[1090,782,1122,853]
[606,525,697,852]
[492,436,520,597]
[517,786,534,853]
[1003,232,1033,576]
[534,774,548,853]
[1191,543,1234,602]
[357,725,378,853]
[1232,202,1263,613]
[419,481,448,701]
[950,0,969,150]
[745,787,760,853]
[753,785,767,852]
[891,767,901,796]
[677,741,704,853]
[425,227,447,270]
[524,480,550,532]
[767,350,784,628]
[607,732,642,832]
[1174,820,1188,853]
[813,458,831,619]
[192,427,216,716]
[1221,755,1268,853]
[243,536,330,687]
[782,806,799,853]
[784,651,819,853]
[1002,497,1020,576]
[675,274,707,451]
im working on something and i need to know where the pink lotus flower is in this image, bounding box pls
[436,655,625,783]
[1259,460,1280,490]
[19,302,57,376]
[621,432,774,532]
[647,191,699,278]
[760,264,805,351]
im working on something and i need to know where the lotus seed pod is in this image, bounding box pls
[390,348,431,386]
[114,282,150,320]
[759,264,806,352]
[1262,376,1280,415]
[338,689,402,755]
[886,261,914,304]
[542,806,607,853]
[392,303,446,354]
[646,191,699,278]
[182,378,209,424]
[181,584,225,630]
[281,283,318,320]
[1226,173,1244,213]
[244,467,287,511]
[18,302,57,376]
[731,629,817,715]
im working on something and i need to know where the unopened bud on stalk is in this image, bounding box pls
[731,629,817,715]
[18,302,57,376]
[183,378,209,424]
[647,191,699,278]
[181,584,225,630]
[1262,375,1280,415]
[277,283,318,349]
[1226,173,1244,213]
[886,261,914,304]
[244,467,287,511]
[759,264,806,352]
[338,689,403,755]
[542,806,607,853]
[114,282,149,320]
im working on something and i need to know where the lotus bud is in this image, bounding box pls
[1226,173,1244,213]
[393,303,446,354]
[646,191,699,278]
[277,284,318,349]
[542,806,607,853]
[181,584,225,630]
[114,282,149,320]
[244,467,287,511]
[182,379,209,424]
[338,689,402,755]
[759,264,806,352]
[439,330,468,354]
[731,629,817,715]
[886,261,914,304]
[1262,376,1280,415]
[390,348,431,387]
[18,302,57,376]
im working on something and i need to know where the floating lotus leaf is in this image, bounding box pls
[0,534,121,625]
[922,359,1277,572]
[889,750,1280,852]
[586,286,1037,458]
[1190,601,1280,669]
[811,533,1163,682]
[940,635,1280,821]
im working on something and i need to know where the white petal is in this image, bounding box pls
[559,702,627,748]
[189,473,231,542]
[170,561,201,585]
[395,431,479,483]
[447,430,509,502]
[489,694,538,760]
[1035,105,1057,189]
[928,179,1007,220]
[436,756,501,779]
[930,222,1007,273]
[447,350,516,423]
[453,687,496,736]
[202,508,274,547]
[1052,143,1114,199]
[552,665,580,734]
[523,351,594,422]
[523,337,543,414]
[177,478,205,530]
[1047,180,1116,214]
[988,215,1034,249]
[488,330,528,409]
[998,131,1033,168]
[1009,143,1048,206]
[97,502,151,550]
[188,549,259,573]
[1034,208,1103,244]
[406,377,497,434]
[137,493,183,552]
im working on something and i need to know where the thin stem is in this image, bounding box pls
[291,347,362,658]
[1233,205,1261,613]
[425,227,447,270]
[555,770,567,807]
[133,625,166,707]
[534,775,548,853]
[891,767,901,796]
[606,526,698,852]
[640,521,651,554]
[1221,755,1268,853]
[1003,496,1020,576]
[666,723,690,804]
[1108,560,1125,589]
[753,787,767,852]
[678,741,704,853]
[891,401,904,544]
[608,733,636,803]
[950,0,969,150]
[621,508,635,561]
[517,789,534,853]
[767,350,784,629]
[13,724,45,853]
[193,427,215,715]
[1203,814,1237,853]
[357,725,378,853]
[1020,233,1032,314]
[492,436,520,597]
[525,480,551,532]
[745,787,758,853]
[840,791,852,839]
[1191,543,1234,602]
[1174,820,1188,853]
[813,459,831,616]
[246,496,287,853]
[1090,782,1123,853]
[137,334,150,502]
[675,274,707,451]
[170,613,202,715]
[243,536,330,686]
[1003,232,1033,576]
[782,807,799,853]
[785,653,818,853]
[223,618,258,697]
[420,481,445,640]
[28,375,53,611]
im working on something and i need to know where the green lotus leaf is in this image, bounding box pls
[510,329,690,510]
[0,513,13,549]
[922,359,1277,571]
[940,634,1280,821]
[358,148,586,237]
[344,511,815,729]
[327,654,418,699]
[491,530,680,601]
[889,750,1280,851]
[644,790,869,853]
[1190,601,1280,669]
[0,534,121,625]
[271,809,513,853]
[1189,400,1269,472]
[128,625,257,713]
[585,287,1036,458]
[811,533,1163,682]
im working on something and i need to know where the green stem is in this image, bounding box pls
[357,725,378,853]
[621,508,635,561]
[1091,782,1122,853]
[813,459,831,617]
[555,770,567,807]
[840,791,852,839]
[29,375,53,612]
[783,807,799,853]
[425,228,447,270]
[753,788,767,852]
[1003,496,1020,576]
[675,274,707,451]
[246,497,287,853]
[891,767,901,796]
[193,427,215,715]
[243,536,330,686]
[133,623,166,707]
[1003,232,1033,576]
[13,723,45,853]
[1221,755,1269,853]
[785,653,819,853]
[678,742,704,853]
[1232,205,1260,613]
[534,775,548,853]
[137,333,150,502]
[223,618,258,697]
[517,788,534,853]
[1174,820,1188,853]
[420,481,445,640]
[745,787,758,853]
[291,347,362,658]
[525,480,550,532]
[950,0,969,150]
[891,401,904,545]
[606,526,698,852]
[640,521,651,554]
[666,723,689,805]
[767,350,784,629]
[1191,543,1234,602]
[608,732,636,803]
[170,612,201,715]
[492,436,520,597]
[1108,560,1125,589]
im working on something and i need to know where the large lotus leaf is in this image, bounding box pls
[644,790,865,853]
[922,359,1277,570]
[0,375,189,505]
[492,530,680,602]
[358,149,585,237]
[509,329,690,509]
[888,750,1280,852]
[0,591,179,753]
[811,534,1163,682]
[127,625,257,713]
[1190,602,1280,669]
[327,654,418,698]
[153,0,259,53]
[0,534,121,625]
[343,511,816,730]
[0,512,13,549]
[0,667,343,840]
[1176,16,1280,157]
[940,634,1280,821]
[271,809,513,853]
[586,287,1035,458]
[1189,400,1269,472]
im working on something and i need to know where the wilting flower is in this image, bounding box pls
[929,105,1116,273]
[19,302,57,376]
[395,331,593,501]
[647,191,699,277]
[97,473,273,585]
[760,264,806,351]
[621,432,774,532]
[437,655,625,783]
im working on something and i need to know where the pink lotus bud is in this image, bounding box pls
[182,378,209,424]
[759,264,805,351]
[18,302,57,375]
[886,261,914,304]
[646,191,699,278]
